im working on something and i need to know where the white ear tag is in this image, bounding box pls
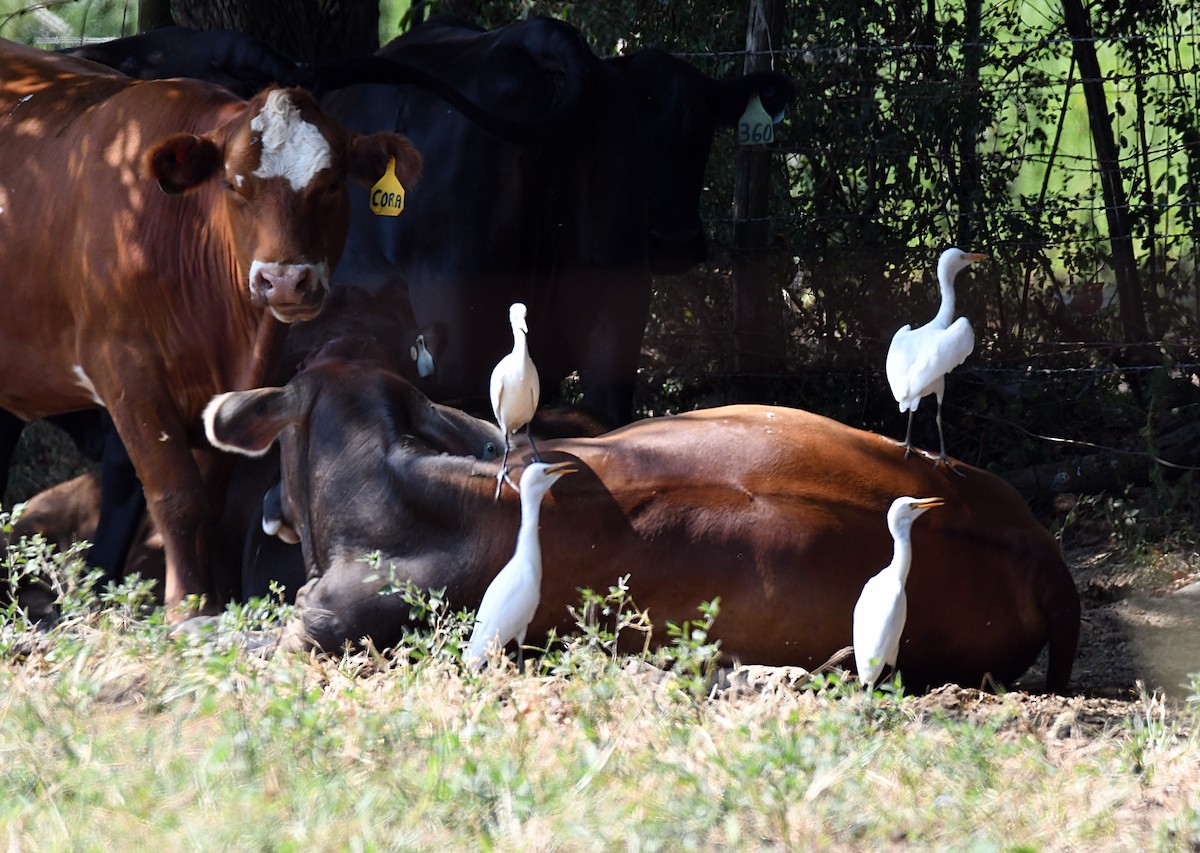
[737,94,774,146]
[369,157,406,217]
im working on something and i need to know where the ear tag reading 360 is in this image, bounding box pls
[738,94,774,146]
[370,157,406,216]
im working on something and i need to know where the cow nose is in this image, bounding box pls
[254,263,311,304]
[250,260,329,322]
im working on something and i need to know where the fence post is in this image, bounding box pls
[732,0,785,394]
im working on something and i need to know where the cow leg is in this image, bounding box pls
[193,447,241,606]
[0,408,26,500]
[575,329,640,429]
[107,407,217,620]
[85,415,147,586]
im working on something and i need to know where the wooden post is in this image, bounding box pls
[732,0,785,394]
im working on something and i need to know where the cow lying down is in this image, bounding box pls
[204,358,1080,692]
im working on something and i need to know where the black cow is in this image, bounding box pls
[61,27,298,97]
[323,16,649,426]
[325,15,795,426]
[606,46,794,274]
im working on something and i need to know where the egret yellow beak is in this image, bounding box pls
[545,461,578,477]
[966,252,989,263]
[916,497,945,510]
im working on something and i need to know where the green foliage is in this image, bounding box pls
[0,0,136,43]
[368,552,476,664]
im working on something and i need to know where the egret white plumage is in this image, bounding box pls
[886,247,987,468]
[852,495,944,690]
[490,302,541,497]
[466,460,576,670]
[411,334,435,378]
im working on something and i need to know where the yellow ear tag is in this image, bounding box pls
[737,94,774,146]
[369,157,406,217]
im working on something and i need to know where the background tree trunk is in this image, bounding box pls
[1060,0,1148,345]
[171,0,379,62]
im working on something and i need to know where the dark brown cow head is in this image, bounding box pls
[203,356,502,578]
[145,87,422,323]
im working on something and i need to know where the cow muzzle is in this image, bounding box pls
[249,260,329,323]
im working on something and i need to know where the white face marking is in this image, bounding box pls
[72,366,104,407]
[250,90,332,192]
[234,174,244,188]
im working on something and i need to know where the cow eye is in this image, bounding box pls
[483,441,499,460]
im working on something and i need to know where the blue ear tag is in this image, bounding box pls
[738,94,774,146]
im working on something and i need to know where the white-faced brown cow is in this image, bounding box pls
[206,364,1081,692]
[0,40,420,618]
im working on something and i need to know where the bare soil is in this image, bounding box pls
[923,514,1200,737]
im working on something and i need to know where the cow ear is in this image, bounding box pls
[145,133,224,194]
[347,132,422,190]
[395,379,501,459]
[203,387,299,457]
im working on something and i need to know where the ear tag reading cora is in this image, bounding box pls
[369,157,406,216]
[737,94,774,146]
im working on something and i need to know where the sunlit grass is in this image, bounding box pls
[0,539,1197,851]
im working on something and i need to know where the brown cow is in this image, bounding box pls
[205,366,1081,692]
[0,40,420,617]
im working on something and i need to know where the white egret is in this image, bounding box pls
[852,495,944,690]
[466,460,576,670]
[411,334,434,378]
[490,301,541,497]
[886,247,987,468]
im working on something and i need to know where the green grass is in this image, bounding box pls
[0,549,1198,851]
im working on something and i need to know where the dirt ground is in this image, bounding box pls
[917,517,1200,731]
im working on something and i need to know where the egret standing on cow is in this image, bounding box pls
[467,460,576,670]
[411,334,435,378]
[490,302,541,497]
[853,495,944,690]
[886,247,987,468]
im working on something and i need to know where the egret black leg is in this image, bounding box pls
[902,410,914,458]
[526,427,541,463]
[933,398,966,478]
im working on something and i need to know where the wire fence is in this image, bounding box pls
[650,8,1199,360]
[631,6,1200,487]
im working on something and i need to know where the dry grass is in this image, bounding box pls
[0,567,1196,852]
